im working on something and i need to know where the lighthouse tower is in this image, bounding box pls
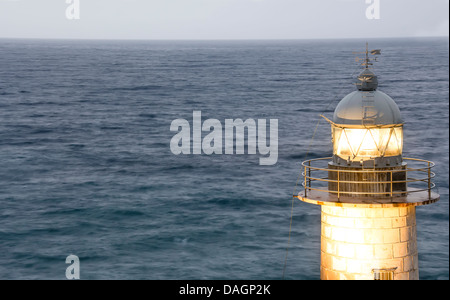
[298,45,440,280]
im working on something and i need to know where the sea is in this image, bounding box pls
[0,37,448,280]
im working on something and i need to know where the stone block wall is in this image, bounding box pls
[320,205,419,280]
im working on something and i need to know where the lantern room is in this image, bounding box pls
[329,68,404,168]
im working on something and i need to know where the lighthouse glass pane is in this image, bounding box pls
[332,127,344,155]
[333,126,403,160]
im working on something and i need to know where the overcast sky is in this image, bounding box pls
[0,0,448,40]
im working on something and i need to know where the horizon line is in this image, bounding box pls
[0,35,448,42]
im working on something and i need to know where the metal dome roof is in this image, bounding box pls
[333,90,403,126]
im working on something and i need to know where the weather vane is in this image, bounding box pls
[350,42,382,89]
[353,42,381,69]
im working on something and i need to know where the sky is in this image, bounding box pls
[0,0,448,40]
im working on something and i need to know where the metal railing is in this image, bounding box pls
[301,157,436,200]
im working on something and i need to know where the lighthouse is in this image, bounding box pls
[298,44,440,280]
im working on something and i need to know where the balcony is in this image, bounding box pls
[297,157,440,208]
